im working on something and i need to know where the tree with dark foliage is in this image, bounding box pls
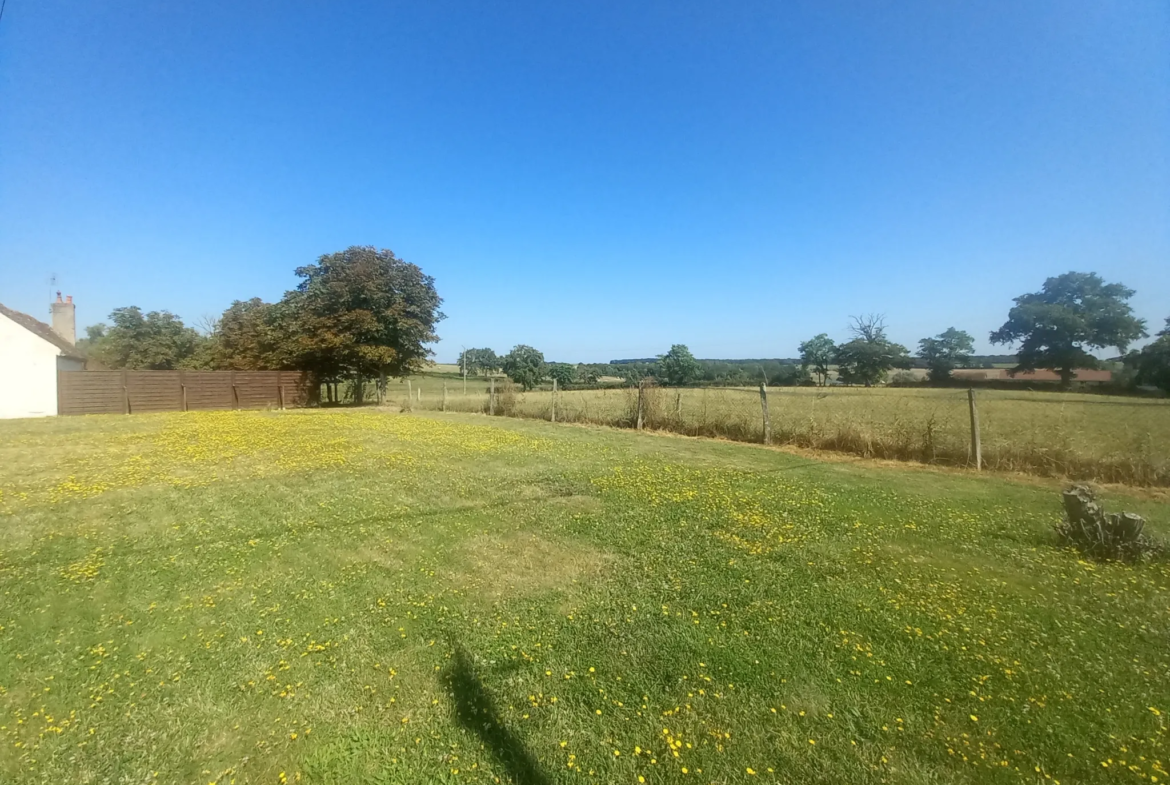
[990,272,1146,388]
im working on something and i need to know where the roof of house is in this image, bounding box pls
[0,302,85,360]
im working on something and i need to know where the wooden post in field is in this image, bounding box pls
[759,382,772,445]
[675,391,682,418]
[551,378,557,422]
[406,379,413,411]
[635,379,645,431]
[122,369,130,414]
[442,383,448,412]
[179,370,188,412]
[417,386,422,403]
[968,388,982,471]
[489,377,496,416]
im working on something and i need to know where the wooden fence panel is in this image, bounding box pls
[127,371,181,413]
[58,371,313,415]
[181,372,235,411]
[58,371,125,415]
[234,372,282,409]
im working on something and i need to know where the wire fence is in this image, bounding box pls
[382,377,1170,486]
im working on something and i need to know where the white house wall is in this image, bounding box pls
[0,312,62,418]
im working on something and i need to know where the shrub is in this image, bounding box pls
[889,371,920,387]
[1055,485,1161,561]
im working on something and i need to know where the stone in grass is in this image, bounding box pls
[1056,484,1160,562]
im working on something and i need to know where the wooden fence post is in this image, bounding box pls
[635,380,645,431]
[551,378,557,422]
[179,370,188,412]
[417,386,422,403]
[489,377,496,416]
[968,388,982,471]
[406,379,412,411]
[442,383,448,412]
[122,369,130,414]
[230,371,238,410]
[759,382,772,445]
[675,391,682,418]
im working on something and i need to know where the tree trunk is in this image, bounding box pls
[354,373,364,405]
[1061,367,1075,390]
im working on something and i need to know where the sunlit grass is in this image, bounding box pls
[419,384,1170,485]
[1,409,1168,784]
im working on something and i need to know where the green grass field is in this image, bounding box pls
[1,410,1168,784]
[411,384,1170,486]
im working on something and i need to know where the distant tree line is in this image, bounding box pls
[78,265,1170,397]
[78,246,444,400]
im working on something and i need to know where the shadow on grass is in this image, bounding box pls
[441,642,552,785]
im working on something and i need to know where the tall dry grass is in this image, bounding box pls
[404,382,1170,486]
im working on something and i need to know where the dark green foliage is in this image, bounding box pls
[502,345,546,390]
[209,298,288,370]
[990,272,1147,387]
[917,328,975,382]
[82,307,206,370]
[1129,317,1170,394]
[547,362,576,388]
[1056,485,1161,562]
[834,315,911,387]
[799,334,836,386]
[657,344,701,386]
[458,348,501,376]
[284,246,445,383]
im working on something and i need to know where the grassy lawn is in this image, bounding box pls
[1,410,1168,784]
[420,385,1170,485]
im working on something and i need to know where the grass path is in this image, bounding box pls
[0,410,1167,784]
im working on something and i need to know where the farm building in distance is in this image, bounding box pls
[951,368,1113,383]
[0,294,86,418]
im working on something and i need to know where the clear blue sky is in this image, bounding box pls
[1,1,1167,363]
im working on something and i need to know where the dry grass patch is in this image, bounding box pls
[452,531,612,600]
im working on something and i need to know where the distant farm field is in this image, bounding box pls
[1,410,1168,784]
[412,384,1170,486]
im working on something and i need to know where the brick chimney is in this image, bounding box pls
[50,292,76,346]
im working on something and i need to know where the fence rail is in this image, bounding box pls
[395,379,1170,486]
[57,370,311,416]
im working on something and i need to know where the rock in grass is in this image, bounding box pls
[1056,484,1160,562]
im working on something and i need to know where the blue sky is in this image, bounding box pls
[1,0,1167,363]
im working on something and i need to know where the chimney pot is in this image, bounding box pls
[50,294,76,346]
[66,295,73,304]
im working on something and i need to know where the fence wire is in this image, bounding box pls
[380,378,1168,486]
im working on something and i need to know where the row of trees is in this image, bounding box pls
[798,272,1164,389]
[80,247,445,398]
[798,320,974,387]
[79,265,1169,395]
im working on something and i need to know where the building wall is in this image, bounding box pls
[0,312,64,418]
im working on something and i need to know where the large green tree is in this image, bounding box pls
[657,344,701,386]
[990,272,1146,387]
[546,362,576,388]
[283,246,444,385]
[834,316,910,387]
[210,298,288,370]
[917,328,975,382]
[502,345,546,390]
[458,347,500,377]
[798,334,836,387]
[83,307,206,370]
[1130,317,1170,394]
